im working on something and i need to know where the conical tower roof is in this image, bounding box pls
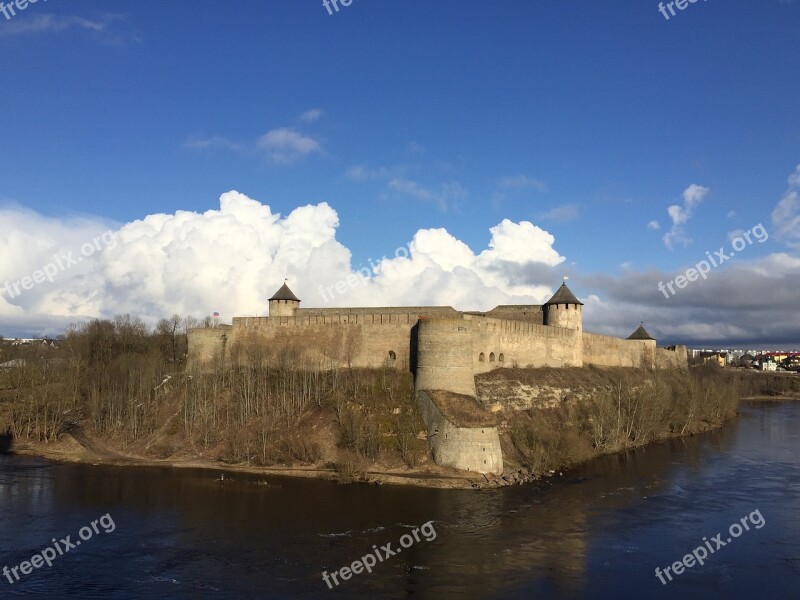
[544,283,583,306]
[627,323,655,341]
[269,282,300,302]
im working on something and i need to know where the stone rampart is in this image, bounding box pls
[416,390,503,474]
[468,316,583,373]
[655,345,688,369]
[232,317,413,369]
[581,332,655,368]
[187,326,230,370]
[296,306,459,318]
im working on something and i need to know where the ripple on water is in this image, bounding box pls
[318,524,387,538]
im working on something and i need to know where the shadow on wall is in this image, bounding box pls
[0,429,13,454]
[409,322,419,376]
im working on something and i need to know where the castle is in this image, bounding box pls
[188,281,687,476]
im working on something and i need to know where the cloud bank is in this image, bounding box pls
[2,173,799,348]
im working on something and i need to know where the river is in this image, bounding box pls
[1,401,798,599]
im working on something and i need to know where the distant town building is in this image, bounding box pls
[700,352,727,368]
[3,338,59,349]
[739,353,756,368]
[761,360,778,372]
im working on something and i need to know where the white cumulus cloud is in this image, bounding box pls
[0,192,567,336]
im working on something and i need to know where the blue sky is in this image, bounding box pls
[1,0,799,347]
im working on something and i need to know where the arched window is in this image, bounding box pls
[479,352,486,362]
[388,350,396,360]
[499,353,505,363]
[489,352,495,362]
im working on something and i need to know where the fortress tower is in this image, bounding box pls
[415,317,476,397]
[543,282,583,331]
[627,322,657,367]
[414,317,503,474]
[268,281,300,317]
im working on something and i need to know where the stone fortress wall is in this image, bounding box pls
[188,283,686,374]
[187,325,231,366]
[187,282,688,475]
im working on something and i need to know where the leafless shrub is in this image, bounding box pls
[333,450,368,482]
[334,401,382,461]
[282,433,322,464]
[502,367,739,475]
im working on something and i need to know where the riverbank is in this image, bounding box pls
[2,405,740,490]
[5,422,735,491]
[4,430,489,490]
[3,365,754,490]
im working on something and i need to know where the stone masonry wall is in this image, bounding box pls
[655,345,688,369]
[189,315,672,373]
[232,315,416,369]
[296,306,459,318]
[415,318,477,397]
[187,326,230,370]
[581,332,655,368]
[468,316,583,373]
[416,390,503,474]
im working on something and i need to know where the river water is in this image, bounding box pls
[1,401,798,599]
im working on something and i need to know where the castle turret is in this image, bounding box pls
[543,282,583,331]
[268,281,300,317]
[627,322,657,368]
[627,323,655,342]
